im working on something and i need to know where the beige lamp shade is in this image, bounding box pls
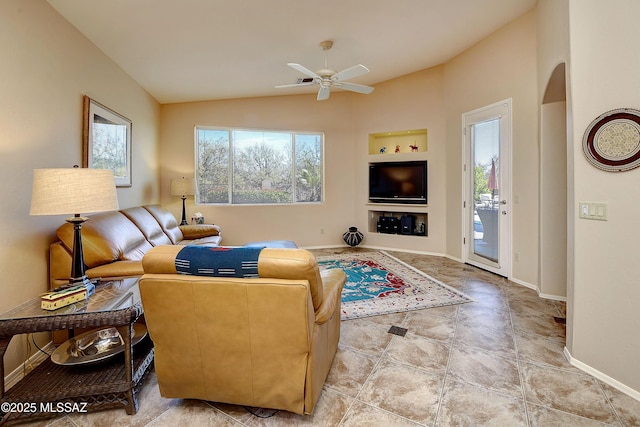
[170,177,195,196]
[30,168,119,216]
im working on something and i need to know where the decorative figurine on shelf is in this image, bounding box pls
[395,145,400,153]
[410,144,419,152]
[342,226,364,247]
[380,147,386,154]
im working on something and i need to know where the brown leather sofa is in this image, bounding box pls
[49,205,222,288]
[139,245,346,415]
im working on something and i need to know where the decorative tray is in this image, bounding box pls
[51,323,147,366]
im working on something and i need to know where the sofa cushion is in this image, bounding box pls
[175,246,263,278]
[179,224,222,246]
[50,204,223,288]
[56,211,152,268]
[120,206,173,246]
[144,205,183,244]
[177,235,223,246]
[245,240,298,248]
[88,259,145,279]
[179,224,220,239]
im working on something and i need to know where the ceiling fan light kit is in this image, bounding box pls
[275,40,374,101]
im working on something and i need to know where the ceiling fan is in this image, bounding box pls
[275,40,374,101]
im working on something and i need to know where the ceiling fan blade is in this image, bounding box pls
[335,81,375,95]
[317,86,330,101]
[332,64,369,82]
[275,82,316,89]
[288,63,320,79]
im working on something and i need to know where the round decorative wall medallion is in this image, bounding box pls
[582,108,640,172]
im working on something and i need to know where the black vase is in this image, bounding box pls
[343,226,364,247]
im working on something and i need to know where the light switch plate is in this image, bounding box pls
[579,202,607,221]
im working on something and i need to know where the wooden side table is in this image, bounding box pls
[0,278,154,425]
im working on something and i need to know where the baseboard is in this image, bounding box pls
[537,291,567,302]
[564,347,640,401]
[4,342,55,390]
[508,276,537,290]
[502,276,568,302]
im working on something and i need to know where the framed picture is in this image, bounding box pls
[82,95,132,187]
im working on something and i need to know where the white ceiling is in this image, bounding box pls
[48,0,537,104]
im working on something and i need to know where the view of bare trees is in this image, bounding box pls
[196,128,322,204]
[91,118,128,178]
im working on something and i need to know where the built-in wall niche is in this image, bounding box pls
[368,129,427,155]
[368,210,428,237]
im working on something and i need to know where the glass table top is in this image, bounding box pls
[0,277,141,321]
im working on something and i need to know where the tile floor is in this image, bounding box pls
[15,248,640,426]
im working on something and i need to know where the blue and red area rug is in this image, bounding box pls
[317,251,472,320]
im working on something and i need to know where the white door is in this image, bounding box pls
[462,99,512,277]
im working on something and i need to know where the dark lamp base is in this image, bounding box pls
[180,196,188,225]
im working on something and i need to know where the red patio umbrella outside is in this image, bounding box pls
[487,159,498,205]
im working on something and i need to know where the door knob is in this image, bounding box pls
[502,210,507,215]
[500,200,507,205]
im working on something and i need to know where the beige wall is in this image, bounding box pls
[538,0,640,396]
[160,9,539,264]
[0,1,160,374]
[536,0,575,363]
[353,66,446,253]
[160,94,357,247]
[539,100,568,298]
[160,66,448,253]
[444,11,539,286]
[537,0,572,304]
[160,67,446,253]
[567,0,640,394]
[160,12,538,269]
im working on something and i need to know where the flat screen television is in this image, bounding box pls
[369,160,427,204]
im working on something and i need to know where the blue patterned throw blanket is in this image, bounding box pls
[175,246,263,278]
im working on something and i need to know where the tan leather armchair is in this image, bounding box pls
[139,245,346,415]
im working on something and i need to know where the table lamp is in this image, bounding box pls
[30,167,119,295]
[170,177,195,225]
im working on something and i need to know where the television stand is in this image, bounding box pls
[368,209,428,237]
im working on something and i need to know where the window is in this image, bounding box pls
[195,127,324,205]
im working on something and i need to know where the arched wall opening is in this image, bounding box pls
[539,63,568,299]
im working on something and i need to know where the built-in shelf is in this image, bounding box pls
[366,128,429,241]
[368,129,428,155]
[368,209,428,237]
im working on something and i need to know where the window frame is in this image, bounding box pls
[194,125,325,206]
